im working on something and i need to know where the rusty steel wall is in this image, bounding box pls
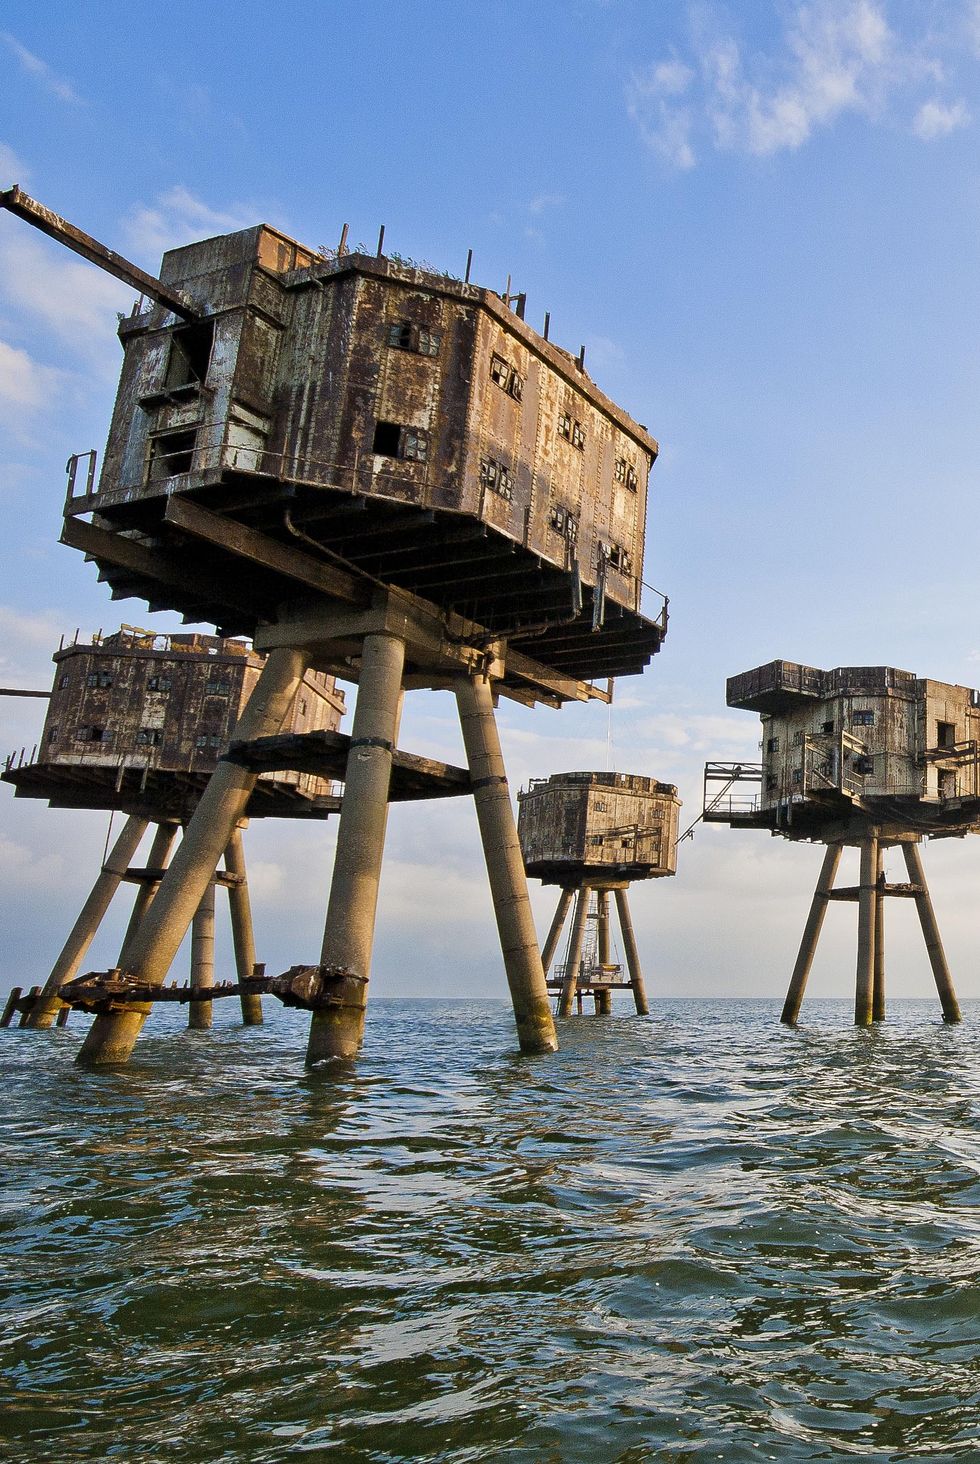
[758,675,980,808]
[98,227,656,610]
[518,772,680,880]
[35,631,344,800]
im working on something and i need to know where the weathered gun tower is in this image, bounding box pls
[705,660,980,1024]
[518,772,680,1015]
[1,626,345,1029]
[1,188,668,1066]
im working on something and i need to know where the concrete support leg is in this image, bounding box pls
[615,888,649,1015]
[77,646,311,1066]
[455,673,558,1053]
[595,989,613,1015]
[307,633,405,1064]
[558,887,590,1018]
[28,813,150,1029]
[188,879,216,1031]
[596,890,612,1017]
[903,842,961,1023]
[541,888,575,978]
[19,986,41,1027]
[780,844,842,1025]
[119,821,179,954]
[855,832,879,1027]
[224,828,263,1025]
[872,845,886,1022]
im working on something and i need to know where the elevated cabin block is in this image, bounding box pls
[708,662,980,842]
[65,225,666,685]
[2,626,346,821]
[518,771,680,885]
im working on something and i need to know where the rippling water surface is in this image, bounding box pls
[3,997,980,1461]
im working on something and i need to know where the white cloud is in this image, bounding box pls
[0,228,132,361]
[0,339,68,440]
[629,0,971,167]
[121,186,255,262]
[912,97,970,138]
[1,32,81,104]
[0,140,28,184]
[528,192,566,215]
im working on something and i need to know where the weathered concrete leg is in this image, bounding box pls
[455,673,558,1053]
[855,832,878,1027]
[28,813,150,1029]
[119,821,179,954]
[596,890,613,1016]
[224,828,262,1025]
[1,988,21,1027]
[558,887,590,1018]
[188,879,215,1031]
[77,646,311,1066]
[541,888,575,977]
[307,633,405,1064]
[615,888,649,1015]
[903,842,961,1023]
[18,986,41,1027]
[597,890,611,962]
[56,1004,70,1027]
[872,845,886,1022]
[781,844,842,1025]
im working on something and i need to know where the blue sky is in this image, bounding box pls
[4,0,980,1007]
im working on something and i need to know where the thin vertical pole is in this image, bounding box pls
[595,889,613,1017]
[28,814,150,1029]
[541,888,574,976]
[307,633,406,1063]
[77,646,311,1066]
[903,842,962,1022]
[615,888,649,1015]
[855,831,878,1027]
[781,844,842,1025]
[558,887,590,1017]
[188,879,215,1031]
[455,673,558,1053]
[224,828,262,1025]
[119,821,179,953]
[872,843,886,1022]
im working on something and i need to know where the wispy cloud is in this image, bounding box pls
[122,186,255,261]
[1,32,81,104]
[913,97,970,138]
[528,192,567,215]
[0,140,28,185]
[0,339,67,441]
[628,1,973,168]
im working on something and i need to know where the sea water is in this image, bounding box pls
[2,998,980,1462]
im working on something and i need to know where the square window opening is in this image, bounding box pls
[165,321,215,388]
[149,429,197,481]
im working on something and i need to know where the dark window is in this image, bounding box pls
[791,768,803,784]
[852,709,875,726]
[209,734,223,748]
[602,542,633,576]
[47,726,58,743]
[75,725,105,743]
[571,420,586,450]
[86,672,113,689]
[557,411,572,440]
[767,737,780,753]
[147,675,171,693]
[480,457,512,500]
[793,730,804,746]
[58,674,69,689]
[149,429,196,480]
[822,720,835,735]
[549,504,578,541]
[613,457,638,489]
[854,755,874,775]
[195,734,211,749]
[489,352,524,400]
[136,728,163,746]
[372,421,429,463]
[937,720,956,749]
[165,320,215,388]
[387,321,442,357]
[766,773,777,789]
[206,680,232,696]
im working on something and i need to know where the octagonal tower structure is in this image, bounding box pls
[704,660,980,1024]
[518,772,680,1015]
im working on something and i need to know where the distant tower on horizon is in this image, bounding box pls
[518,772,681,1016]
[704,660,980,1025]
